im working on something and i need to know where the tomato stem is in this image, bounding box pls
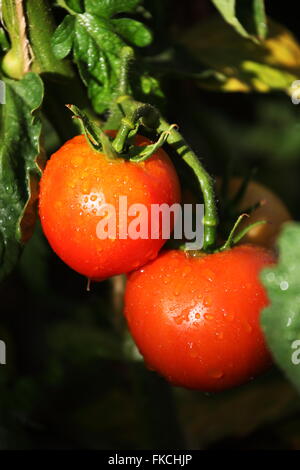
[67,104,118,159]
[157,118,218,251]
[219,213,249,251]
[117,46,135,96]
[232,219,267,245]
[112,98,159,153]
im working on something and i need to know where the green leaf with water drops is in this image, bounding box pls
[261,223,300,393]
[52,0,156,114]
[0,72,44,282]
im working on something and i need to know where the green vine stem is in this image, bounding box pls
[25,0,94,141]
[112,100,159,153]
[105,46,219,250]
[117,46,135,96]
[219,213,249,251]
[158,118,218,251]
[26,0,72,77]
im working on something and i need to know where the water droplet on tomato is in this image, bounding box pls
[210,370,224,379]
[188,301,207,323]
[71,155,84,167]
[224,312,234,321]
[202,268,215,282]
[182,266,192,277]
[204,313,213,321]
[174,315,184,325]
[204,296,212,307]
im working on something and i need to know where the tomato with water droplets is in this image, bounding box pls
[124,245,276,391]
[39,133,181,280]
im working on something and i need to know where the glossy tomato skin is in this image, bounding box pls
[39,134,181,280]
[124,245,275,392]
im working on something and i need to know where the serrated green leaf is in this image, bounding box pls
[73,13,123,111]
[0,72,44,282]
[53,2,160,114]
[211,0,267,41]
[261,223,300,393]
[51,15,75,59]
[112,18,152,47]
[85,0,141,18]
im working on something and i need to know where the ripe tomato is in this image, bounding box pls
[216,178,291,248]
[39,134,181,280]
[124,245,275,392]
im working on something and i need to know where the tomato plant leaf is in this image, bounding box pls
[261,223,300,393]
[85,0,141,18]
[211,0,267,41]
[112,18,152,47]
[237,0,267,41]
[65,0,84,13]
[0,72,44,282]
[181,17,300,93]
[52,1,157,113]
[51,15,75,60]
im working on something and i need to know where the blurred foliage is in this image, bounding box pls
[262,223,300,394]
[211,0,267,41]
[0,73,43,282]
[180,17,300,93]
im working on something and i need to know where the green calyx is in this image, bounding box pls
[66,102,173,162]
[67,104,119,160]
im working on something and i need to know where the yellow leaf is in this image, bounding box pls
[181,17,300,93]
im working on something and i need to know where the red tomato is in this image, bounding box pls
[39,134,181,280]
[124,245,275,391]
